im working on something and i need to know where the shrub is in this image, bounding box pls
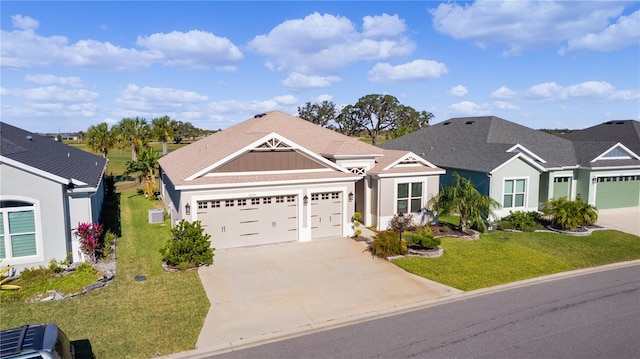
[74,222,103,263]
[47,258,69,274]
[353,212,363,238]
[405,226,441,249]
[160,220,214,269]
[371,230,407,258]
[100,230,117,260]
[497,211,543,232]
[541,197,598,231]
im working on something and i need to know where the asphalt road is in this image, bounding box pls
[210,265,640,359]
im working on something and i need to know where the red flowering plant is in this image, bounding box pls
[74,222,103,263]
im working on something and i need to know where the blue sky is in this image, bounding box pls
[1,1,639,133]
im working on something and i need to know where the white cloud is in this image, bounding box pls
[448,101,492,116]
[24,74,84,88]
[136,30,243,69]
[523,81,621,100]
[1,16,242,70]
[362,14,407,38]
[430,1,629,55]
[492,101,519,110]
[114,84,208,112]
[208,95,300,115]
[248,12,415,74]
[491,86,517,99]
[282,73,341,90]
[608,89,640,101]
[2,86,99,103]
[559,10,640,55]
[449,84,468,97]
[0,85,99,119]
[368,59,448,82]
[11,14,39,30]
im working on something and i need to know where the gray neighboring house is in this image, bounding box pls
[380,116,640,218]
[0,122,107,272]
[159,111,444,249]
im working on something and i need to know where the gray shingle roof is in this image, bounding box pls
[380,116,577,172]
[1,122,107,187]
[557,120,640,156]
[381,116,640,172]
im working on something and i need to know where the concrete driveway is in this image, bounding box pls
[195,237,460,351]
[596,208,640,236]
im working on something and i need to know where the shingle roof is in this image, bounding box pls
[0,122,107,187]
[380,116,577,172]
[159,111,442,185]
[557,120,640,156]
[381,116,640,172]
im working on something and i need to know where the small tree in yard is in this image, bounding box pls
[428,172,501,233]
[161,220,214,270]
[371,230,407,258]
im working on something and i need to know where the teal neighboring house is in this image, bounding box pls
[380,117,640,218]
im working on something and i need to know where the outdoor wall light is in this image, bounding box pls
[185,203,191,215]
[592,177,597,183]
[303,195,308,206]
[348,192,354,202]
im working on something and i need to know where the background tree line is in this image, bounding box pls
[297,94,433,145]
[85,116,209,159]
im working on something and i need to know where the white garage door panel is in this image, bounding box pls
[311,192,342,239]
[196,195,298,249]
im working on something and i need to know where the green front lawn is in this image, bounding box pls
[0,189,209,359]
[394,230,640,291]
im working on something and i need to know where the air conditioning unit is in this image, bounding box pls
[148,209,165,224]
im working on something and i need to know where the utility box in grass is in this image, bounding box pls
[148,209,164,224]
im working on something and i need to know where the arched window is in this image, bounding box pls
[0,201,37,259]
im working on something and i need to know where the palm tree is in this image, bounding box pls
[428,172,501,233]
[541,197,598,231]
[124,146,161,198]
[115,117,150,162]
[152,116,173,155]
[86,123,115,158]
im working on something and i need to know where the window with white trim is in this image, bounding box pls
[0,201,37,259]
[397,182,422,213]
[504,179,526,208]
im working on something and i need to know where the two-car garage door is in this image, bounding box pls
[195,191,344,249]
[595,176,640,209]
[196,195,298,249]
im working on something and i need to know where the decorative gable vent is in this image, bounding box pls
[255,137,291,151]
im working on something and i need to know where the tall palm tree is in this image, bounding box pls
[86,122,115,158]
[152,116,173,155]
[428,172,501,233]
[115,117,150,162]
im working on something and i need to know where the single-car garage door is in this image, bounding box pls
[595,176,640,209]
[196,195,298,249]
[311,192,342,239]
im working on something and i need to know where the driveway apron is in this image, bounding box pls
[596,208,640,236]
[196,237,460,349]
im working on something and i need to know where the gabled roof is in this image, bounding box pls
[380,116,577,173]
[557,120,640,156]
[0,122,107,188]
[159,111,442,186]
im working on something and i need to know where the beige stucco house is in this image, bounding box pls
[158,111,444,249]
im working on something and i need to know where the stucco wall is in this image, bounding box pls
[0,164,68,272]
[377,175,439,230]
[490,158,541,218]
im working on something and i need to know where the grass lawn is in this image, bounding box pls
[394,229,640,291]
[0,188,209,359]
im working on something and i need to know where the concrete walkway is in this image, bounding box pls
[596,208,640,236]
[193,237,460,352]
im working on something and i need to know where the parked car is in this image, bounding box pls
[0,324,74,359]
